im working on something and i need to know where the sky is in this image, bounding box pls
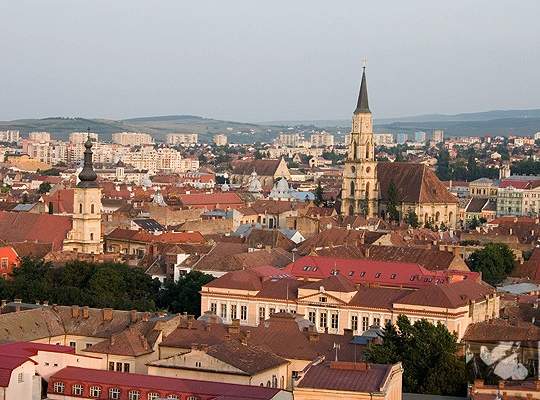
[1,0,539,122]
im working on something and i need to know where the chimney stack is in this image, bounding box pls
[102,308,113,321]
[130,309,138,323]
[71,305,80,318]
[14,299,22,312]
[82,306,89,319]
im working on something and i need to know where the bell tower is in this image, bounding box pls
[340,66,378,217]
[64,131,103,254]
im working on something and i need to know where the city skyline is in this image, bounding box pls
[1,0,540,122]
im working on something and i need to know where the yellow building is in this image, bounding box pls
[63,135,103,254]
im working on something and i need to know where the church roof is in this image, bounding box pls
[232,159,282,177]
[377,162,458,204]
[354,67,370,114]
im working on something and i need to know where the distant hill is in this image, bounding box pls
[0,115,283,143]
[1,108,539,142]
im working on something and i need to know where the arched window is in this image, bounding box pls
[448,211,454,223]
[91,204,95,214]
[435,211,440,222]
[350,181,355,197]
[90,233,94,241]
[128,391,140,400]
[352,141,357,160]
[48,202,53,214]
[348,204,354,216]
[109,388,120,400]
[366,141,370,159]
[79,203,83,214]
[365,182,370,200]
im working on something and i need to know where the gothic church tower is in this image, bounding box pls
[64,134,103,254]
[340,67,379,217]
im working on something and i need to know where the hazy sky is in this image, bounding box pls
[1,0,539,122]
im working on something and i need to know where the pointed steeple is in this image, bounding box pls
[77,128,98,188]
[354,66,370,114]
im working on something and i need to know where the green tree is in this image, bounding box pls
[386,181,400,222]
[314,182,324,206]
[467,243,516,285]
[38,182,52,194]
[157,271,214,316]
[406,210,419,228]
[469,216,480,229]
[436,148,451,181]
[365,315,466,396]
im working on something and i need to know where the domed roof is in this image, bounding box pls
[77,135,98,188]
[276,177,290,192]
[247,171,262,193]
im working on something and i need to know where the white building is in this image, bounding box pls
[28,131,51,142]
[0,130,20,143]
[213,134,228,146]
[166,133,198,145]
[310,132,334,147]
[69,132,98,144]
[432,130,444,143]
[111,132,153,146]
[374,133,394,146]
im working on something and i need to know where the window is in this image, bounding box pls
[385,318,391,326]
[308,311,316,324]
[195,361,202,368]
[187,396,199,400]
[116,362,122,371]
[362,316,369,332]
[360,271,366,277]
[109,388,121,400]
[17,372,23,383]
[79,203,83,213]
[128,391,140,400]
[148,393,160,400]
[53,382,65,393]
[373,317,381,327]
[390,273,396,279]
[109,361,115,371]
[375,272,381,278]
[220,304,227,319]
[210,302,217,314]
[0,258,8,269]
[258,307,266,321]
[348,271,354,276]
[230,304,237,320]
[240,305,248,321]
[269,307,276,316]
[91,204,95,213]
[72,384,83,395]
[319,312,327,328]
[167,396,179,400]
[272,375,278,388]
[90,233,94,241]
[90,386,101,398]
[86,343,92,349]
[124,363,130,373]
[69,341,76,348]
[331,313,339,329]
[351,315,358,331]
[319,296,327,303]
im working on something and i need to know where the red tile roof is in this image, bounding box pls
[178,192,244,208]
[283,256,479,289]
[0,354,36,387]
[48,367,283,399]
[0,342,75,358]
[41,189,74,214]
[106,228,206,244]
[0,211,72,250]
[297,361,394,393]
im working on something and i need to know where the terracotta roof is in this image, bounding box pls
[396,280,494,309]
[246,229,295,251]
[297,361,393,393]
[377,162,458,204]
[250,199,307,215]
[205,270,264,291]
[10,242,53,259]
[232,159,282,177]
[84,322,157,356]
[178,192,244,207]
[304,207,336,217]
[255,278,304,300]
[463,319,540,342]
[106,228,206,244]
[41,189,74,214]
[49,367,283,399]
[205,339,288,374]
[0,211,72,250]
[297,228,384,255]
[349,287,411,309]
[0,354,34,387]
[301,274,357,293]
[466,197,491,213]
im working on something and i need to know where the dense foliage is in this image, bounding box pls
[386,181,400,222]
[0,258,213,315]
[365,315,466,396]
[512,159,540,175]
[467,243,515,285]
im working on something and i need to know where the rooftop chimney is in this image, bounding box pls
[102,308,113,321]
[82,306,89,319]
[130,309,138,323]
[14,299,22,312]
[71,305,80,318]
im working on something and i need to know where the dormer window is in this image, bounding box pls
[375,273,381,278]
[360,272,366,277]
[319,296,327,303]
[390,273,396,279]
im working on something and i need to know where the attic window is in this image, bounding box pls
[348,271,354,277]
[360,272,366,277]
[390,274,396,279]
[375,273,381,278]
[410,275,416,281]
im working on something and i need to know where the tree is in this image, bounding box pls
[157,271,214,316]
[406,210,419,228]
[314,182,324,207]
[469,216,480,229]
[436,148,451,181]
[467,243,516,285]
[365,315,466,396]
[38,182,52,194]
[386,181,400,222]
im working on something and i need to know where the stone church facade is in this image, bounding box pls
[340,69,458,228]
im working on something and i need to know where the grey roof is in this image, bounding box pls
[497,282,540,295]
[12,203,36,212]
[354,67,370,114]
[132,218,165,232]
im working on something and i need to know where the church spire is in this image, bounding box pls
[354,66,370,114]
[77,128,98,188]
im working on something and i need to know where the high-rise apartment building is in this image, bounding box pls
[432,130,444,143]
[28,131,51,142]
[310,132,334,147]
[374,133,394,146]
[112,132,153,146]
[0,130,20,143]
[213,134,228,146]
[166,133,198,145]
